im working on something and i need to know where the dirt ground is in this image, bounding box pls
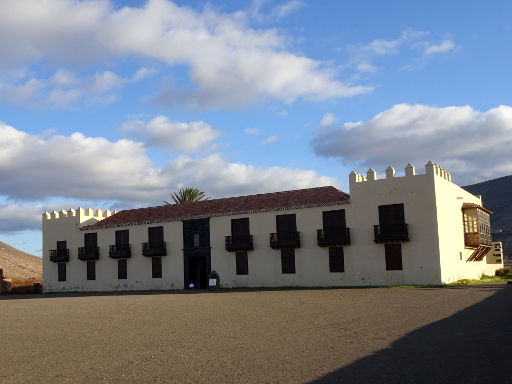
[1,285,511,383]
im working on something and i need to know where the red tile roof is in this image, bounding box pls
[84,186,350,230]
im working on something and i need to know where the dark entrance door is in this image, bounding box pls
[183,218,211,289]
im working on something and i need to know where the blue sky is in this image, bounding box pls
[1,0,511,255]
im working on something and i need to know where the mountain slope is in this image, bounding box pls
[0,241,42,280]
[463,175,512,257]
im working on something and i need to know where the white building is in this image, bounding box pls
[42,162,503,292]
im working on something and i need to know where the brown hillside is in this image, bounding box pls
[0,241,42,280]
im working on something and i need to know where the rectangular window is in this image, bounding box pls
[115,229,129,245]
[236,251,249,275]
[276,214,297,233]
[378,204,405,225]
[193,233,200,247]
[58,263,66,281]
[281,248,296,274]
[232,218,250,236]
[329,247,344,272]
[118,259,127,279]
[323,210,346,230]
[385,243,403,270]
[57,240,67,250]
[148,226,164,243]
[87,260,96,280]
[84,232,98,247]
[152,256,162,278]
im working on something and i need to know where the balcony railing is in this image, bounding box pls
[464,232,492,248]
[317,227,351,247]
[270,232,301,249]
[78,246,100,260]
[225,235,254,252]
[142,241,167,257]
[49,249,70,262]
[373,223,409,243]
[109,244,132,259]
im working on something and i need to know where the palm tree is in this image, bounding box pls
[164,187,207,204]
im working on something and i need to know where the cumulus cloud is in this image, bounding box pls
[260,135,278,144]
[0,67,153,107]
[311,104,512,184]
[120,115,220,153]
[425,39,456,54]
[0,121,340,208]
[0,0,369,109]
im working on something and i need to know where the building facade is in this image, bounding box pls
[42,162,504,292]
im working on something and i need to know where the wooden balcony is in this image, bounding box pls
[49,249,69,262]
[374,223,409,243]
[78,246,100,260]
[317,228,351,247]
[225,235,253,252]
[270,232,300,249]
[109,244,132,259]
[464,232,492,248]
[142,242,167,257]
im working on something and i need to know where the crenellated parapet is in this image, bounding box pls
[42,207,118,226]
[350,161,452,186]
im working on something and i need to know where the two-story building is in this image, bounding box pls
[42,162,503,292]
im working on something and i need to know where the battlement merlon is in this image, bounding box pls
[349,161,452,188]
[42,207,118,225]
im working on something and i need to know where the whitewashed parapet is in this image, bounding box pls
[350,161,452,184]
[42,207,116,221]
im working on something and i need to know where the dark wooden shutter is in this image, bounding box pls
[385,243,403,270]
[115,230,129,245]
[236,251,249,275]
[148,226,164,243]
[281,248,296,274]
[87,260,96,280]
[84,233,97,247]
[232,218,250,236]
[118,259,127,279]
[276,214,297,233]
[329,247,344,272]
[379,204,405,225]
[58,263,66,281]
[323,210,346,229]
[152,257,162,278]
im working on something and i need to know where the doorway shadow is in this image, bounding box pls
[310,286,512,383]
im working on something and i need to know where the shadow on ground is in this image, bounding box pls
[311,285,512,384]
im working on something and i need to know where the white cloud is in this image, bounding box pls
[425,39,456,54]
[120,115,220,153]
[249,0,305,21]
[311,104,512,184]
[244,127,260,135]
[0,0,368,109]
[356,62,377,73]
[320,112,337,127]
[0,121,340,210]
[359,29,427,56]
[260,135,278,144]
[350,30,456,75]
[0,67,153,107]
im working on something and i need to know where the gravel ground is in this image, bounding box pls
[1,285,511,383]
